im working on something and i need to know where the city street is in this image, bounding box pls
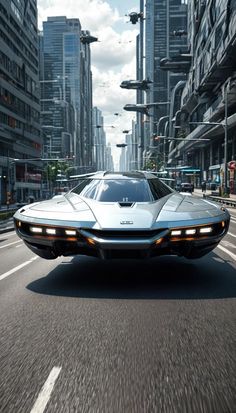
[1,1,236,411]
[0,210,235,413]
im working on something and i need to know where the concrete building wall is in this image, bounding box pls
[168,0,236,193]
[0,0,42,204]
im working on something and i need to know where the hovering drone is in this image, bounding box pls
[120,79,152,91]
[123,103,162,116]
[126,12,144,24]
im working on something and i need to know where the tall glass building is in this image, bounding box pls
[0,0,41,204]
[40,16,93,167]
[145,0,188,135]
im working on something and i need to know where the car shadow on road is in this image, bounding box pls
[27,253,236,300]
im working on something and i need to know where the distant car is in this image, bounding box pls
[180,182,194,193]
[175,183,182,192]
[14,171,230,260]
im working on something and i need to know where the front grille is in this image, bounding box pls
[82,229,165,239]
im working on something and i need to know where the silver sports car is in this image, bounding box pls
[14,171,230,260]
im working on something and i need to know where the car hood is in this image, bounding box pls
[158,194,224,222]
[14,193,225,229]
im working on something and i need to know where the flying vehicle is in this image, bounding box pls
[126,12,144,24]
[160,54,192,72]
[14,171,230,261]
[120,79,152,90]
[80,34,98,44]
[123,103,162,116]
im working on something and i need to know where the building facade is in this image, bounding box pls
[40,17,93,168]
[93,107,106,171]
[0,0,42,204]
[145,0,188,144]
[168,0,236,193]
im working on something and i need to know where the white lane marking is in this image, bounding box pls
[15,244,23,248]
[0,240,22,249]
[0,232,15,240]
[30,367,62,413]
[227,232,236,238]
[221,240,236,249]
[217,245,236,261]
[0,256,38,281]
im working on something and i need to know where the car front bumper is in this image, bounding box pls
[14,216,230,260]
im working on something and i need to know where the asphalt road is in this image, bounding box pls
[0,211,235,413]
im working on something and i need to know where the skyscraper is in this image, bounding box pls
[0,0,41,204]
[40,16,93,167]
[93,107,106,171]
[145,0,188,135]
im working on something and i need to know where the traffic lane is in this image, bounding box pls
[0,253,236,412]
[0,231,38,275]
[0,230,18,245]
[229,214,236,229]
[1,222,234,279]
[220,217,236,257]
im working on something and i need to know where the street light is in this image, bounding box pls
[153,134,210,172]
[153,135,210,142]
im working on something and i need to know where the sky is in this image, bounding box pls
[37,0,140,168]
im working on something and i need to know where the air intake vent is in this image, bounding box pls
[119,202,134,207]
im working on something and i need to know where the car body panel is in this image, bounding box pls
[14,171,230,261]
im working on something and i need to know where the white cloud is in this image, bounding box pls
[38,0,139,169]
[38,0,119,31]
[91,27,138,69]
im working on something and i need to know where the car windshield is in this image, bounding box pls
[72,178,172,202]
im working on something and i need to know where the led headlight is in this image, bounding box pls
[185,229,196,235]
[29,226,43,234]
[46,228,57,235]
[171,230,182,236]
[65,229,77,236]
[199,227,212,234]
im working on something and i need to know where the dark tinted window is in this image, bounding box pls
[72,177,172,202]
[97,179,151,202]
[148,178,173,200]
[72,179,93,194]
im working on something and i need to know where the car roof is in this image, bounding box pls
[83,171,158,180]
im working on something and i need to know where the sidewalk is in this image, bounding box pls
[193,188,236,199]
[193,188,236,207]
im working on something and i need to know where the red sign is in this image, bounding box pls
[228,160,236,170]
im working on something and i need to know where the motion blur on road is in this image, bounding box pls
[0,206,236,412]
[1,0,236,411]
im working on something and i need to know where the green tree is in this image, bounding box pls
[43,161,71,195]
